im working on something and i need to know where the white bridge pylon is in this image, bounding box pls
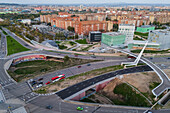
[121,41,148,67]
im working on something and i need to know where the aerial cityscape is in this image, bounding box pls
[0,0,170,113]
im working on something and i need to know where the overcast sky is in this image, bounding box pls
[0,0,169,4]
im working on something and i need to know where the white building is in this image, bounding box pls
[148,30,170,50]
[118,24,135,45]
[21,19,31,25]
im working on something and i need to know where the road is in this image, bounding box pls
[26,94,148,113]
[0,30,7,58]
[56,65,153,100]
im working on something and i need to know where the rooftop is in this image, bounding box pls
[140,25,155,28]
[150,29,170,34]
[90,31,101,34]
[131,40,160,46]
[119,24,135,26]
[103,32,123,36]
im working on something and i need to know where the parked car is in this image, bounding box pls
[38,78,43,81]
[31,81,37,86]
[39,81,43,84]
[45,81,51,85]
[36,84,43,88]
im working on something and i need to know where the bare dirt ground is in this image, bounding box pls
[121,71,161,93]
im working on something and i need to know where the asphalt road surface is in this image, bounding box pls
[0,30,7,58]
[56,65,153,100]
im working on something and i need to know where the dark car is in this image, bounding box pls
[77,66,81,68]
[38,78,43,81]
[87,64,91,66]
[31,81,37,86]
[167,57,170,59]
[38,82,43,85]
[46,105,53,109]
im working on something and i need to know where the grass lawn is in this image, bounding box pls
[58,44,67,49]
[113,83,150,107]
[6,35,30,55]
[134,32,149,37]
[75,39,88,44]
[69,41,76,46]
[8,58,99,82]
[55,41,61,44]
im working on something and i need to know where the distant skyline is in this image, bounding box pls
[0,0,170,4]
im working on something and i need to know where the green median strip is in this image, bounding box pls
[6,35,30,55]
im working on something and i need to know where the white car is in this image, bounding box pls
[36,84,43,88]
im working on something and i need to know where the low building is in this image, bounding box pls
[41,40,59,49]
[128,40,160,51]
[89,31,102,42]
[32,24,48,29]
[136,25,155,33]
[20,19,31,25]
[101,32,125,48]
[148,30,170,50]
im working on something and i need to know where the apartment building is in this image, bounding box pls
[75,21,107,35]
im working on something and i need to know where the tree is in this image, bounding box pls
[67,26,75,32]
[112,24,118,32]
[47,22,51,26]
[64,55,70,62]
[75,35,78,39]
[113,19,118,22]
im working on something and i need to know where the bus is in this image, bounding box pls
[51,74,65,82]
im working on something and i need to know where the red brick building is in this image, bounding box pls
[40,14,107,35]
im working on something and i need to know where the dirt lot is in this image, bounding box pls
[121,71,161,93]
